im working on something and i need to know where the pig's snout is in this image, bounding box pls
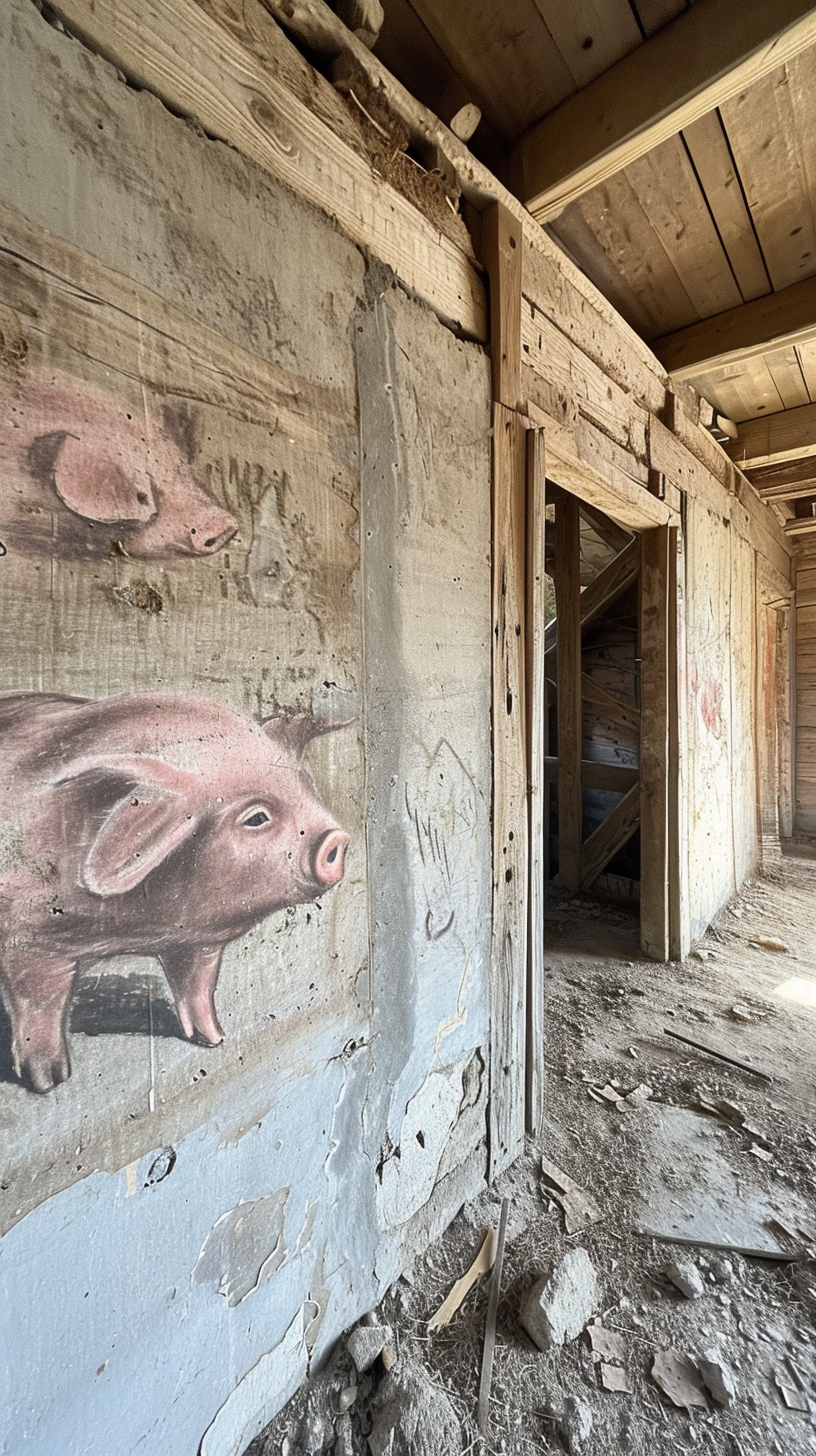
[189,509,238,554]
[313,828,349,888]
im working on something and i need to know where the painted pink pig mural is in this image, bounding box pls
[0,692,350,1093]
[0,372,237,559]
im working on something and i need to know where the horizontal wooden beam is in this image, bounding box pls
[728,401,816,468]
[784,515,816,537]
[653,274,816,378]
[580,783,641,889]
[543,757,640,792]
[509,0,816,221]
[746,458,816,502]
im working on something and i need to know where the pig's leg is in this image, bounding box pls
[0,952,78,1093]
[160,944,225,1046]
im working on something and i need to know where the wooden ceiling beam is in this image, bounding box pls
[728,400,816,468]
[745,457,816,501]
[652,274,816,378]
[783,515,816,537]
[508,0,816,222]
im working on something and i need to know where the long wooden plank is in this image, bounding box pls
[680,111,770,305]
[747,458,816,501]
[654,274,816,378]
[509,0,816,220]
[728,401,816,467]
[640,527,671,960]
[50,0,487,340]
[489,404,529,1178]
[580,783,641,889]
[784,516,816,537]
[525,428,545,1137]
[553,485,583,891]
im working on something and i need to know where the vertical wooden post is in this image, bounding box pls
[480,199,528,1177]
[552,485,582,890]
[640,525,671,960]
[490,404,528,1176]
[526,427,546,1135]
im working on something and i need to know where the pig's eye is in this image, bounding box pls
[243,809,271,828]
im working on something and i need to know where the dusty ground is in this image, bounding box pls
[250,844,816,1456]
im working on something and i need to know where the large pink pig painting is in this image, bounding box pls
[0,371,237,560]
[0,693,350,1092]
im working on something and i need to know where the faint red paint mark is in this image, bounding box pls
[699,678,723,738]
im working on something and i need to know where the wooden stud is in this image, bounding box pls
[489,404,528,1178]
[509,0,816,220]
[640,526,671,961]
[525,427,545,1137]
[667,525,689,960]
[552,484,582,891]
[479,201,523,411]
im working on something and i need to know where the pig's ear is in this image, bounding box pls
[262,713,354,759]
[32,430,157,524]
[82,785,202,896]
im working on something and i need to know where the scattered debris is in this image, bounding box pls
[663,1028,773,1082]
[540,1156,603,1234]
[347,1323,391,1373]
[622,1082,653,1109]
[749,1143,773,1163]
[595,1084,625,1106]
[368,1357,461,1456]
[650,1349,708,1412]
[748,937,790,954]
[600,1364,632,1394]
[776,1379,809,1412]
[698,1350,737,1409]
[664,1257,705,1300]
[520,1247,599,1352]
[477,1196,508,1435]
[426,1228,497,1331]
[559,1394,593,1454]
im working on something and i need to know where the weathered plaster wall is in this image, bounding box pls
[0,3,492,1452]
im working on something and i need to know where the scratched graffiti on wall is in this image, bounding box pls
[0,691,350,1093]
[0,370,237,560]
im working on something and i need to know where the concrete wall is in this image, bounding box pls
[0,4,492,1452]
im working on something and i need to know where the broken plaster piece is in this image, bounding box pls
[520,1248,599,1351]
[540,1155,603,1234]
[698,1351,737,1409]
[600,1363,632,1394]
[587,1322,627,1363]
[650,1349,708,1412]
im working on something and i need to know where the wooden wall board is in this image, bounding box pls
[640,526,671,960]
[50,0,488,342]
[720,47,816,293]
[525,427,545,1136]
[553,484,583,891]
[680,110,771,304]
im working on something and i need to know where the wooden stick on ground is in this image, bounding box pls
[663,1028,773,1082]
[477,1196,509,1436]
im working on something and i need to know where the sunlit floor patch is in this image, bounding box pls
[775,975,816,1009]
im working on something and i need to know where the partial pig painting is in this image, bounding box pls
[0,370,237,560]
[0,692,351,1093]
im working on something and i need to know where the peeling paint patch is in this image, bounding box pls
[295,1198,319,1255]
[198,1305,307,1456]
[378,1061,466,1228]
[124,1159,139,1198]
[192,1190,289,1307]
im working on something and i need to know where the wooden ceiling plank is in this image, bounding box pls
[622,136,743,321]
[530,0,642,90]
[551,171,700,340]
[405,0,575,144]
[632,0,688,37]
[653,273,816,376]
[508,0,816,221]
[766,345,812,411]
[794,337,816,401]
[784,515,816,536]
[728,399,816,466]
[720,48,816,292]
[680,111,771,303]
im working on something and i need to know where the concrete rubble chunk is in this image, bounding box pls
[368,1355,461,1456]
[347,1322,392,1372]
[698,1350,737,1409]
[665,1257,705,1300]
[560,1394,593,1454]
[520,1248,599,1351]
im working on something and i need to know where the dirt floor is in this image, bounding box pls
[249,844,816,1456]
